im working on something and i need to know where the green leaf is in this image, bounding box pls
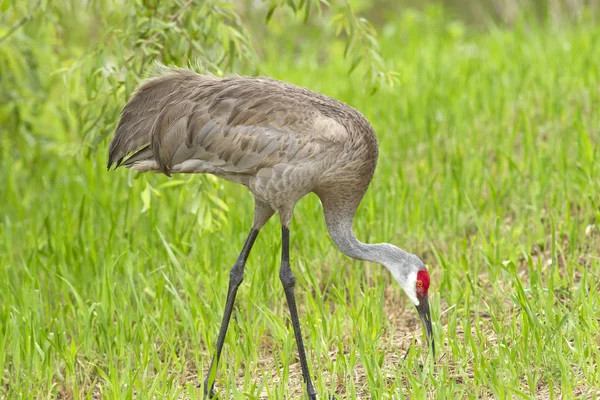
[266,4,277,24]
[347,55,362,75]
[303,0,311,24]
[158,180,186,189]
[141,182,152,213]
[286,0,297,13]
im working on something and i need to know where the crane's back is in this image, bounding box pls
[108,67,379,207]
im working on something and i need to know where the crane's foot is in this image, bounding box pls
[202,388,216,400]
[201,378,216,400]
[308,389,339,400]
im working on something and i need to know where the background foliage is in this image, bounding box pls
[1,0,599,398]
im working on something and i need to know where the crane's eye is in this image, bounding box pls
[416,280,423,288]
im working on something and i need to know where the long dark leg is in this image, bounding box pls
[279,226,317,400]
[203,228,259,399]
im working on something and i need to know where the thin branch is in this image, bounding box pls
[169,0,194,21]
[0,15,33,43]
[0,4,39,45]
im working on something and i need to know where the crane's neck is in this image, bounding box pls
[319,192,422,305]
[320,197,412,270]
[324,212,402,263]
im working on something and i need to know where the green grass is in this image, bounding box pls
[2,11,600,400]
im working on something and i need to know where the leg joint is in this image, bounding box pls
[229,263,244,288]
[279,262,296,288]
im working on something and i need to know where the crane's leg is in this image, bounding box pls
[279,225,317,400]
[203,201,274,399]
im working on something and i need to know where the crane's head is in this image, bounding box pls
[414,268,434,357]
[388,253,435,357]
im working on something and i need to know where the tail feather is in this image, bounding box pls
[122,145,153,166]
[106,65,201,171]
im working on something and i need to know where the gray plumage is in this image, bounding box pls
[107,66,433,399]
[108,67,377,225]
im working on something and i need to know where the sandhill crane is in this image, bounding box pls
[107,66,434,399]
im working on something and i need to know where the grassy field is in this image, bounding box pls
[2,8,600,400]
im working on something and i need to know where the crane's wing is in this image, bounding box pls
[108,69,348,177]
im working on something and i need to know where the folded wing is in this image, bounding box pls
[108,69,347,177]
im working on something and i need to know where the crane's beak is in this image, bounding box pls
[415,296,435,358]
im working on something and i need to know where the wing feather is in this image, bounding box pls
[108,69,349,176]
